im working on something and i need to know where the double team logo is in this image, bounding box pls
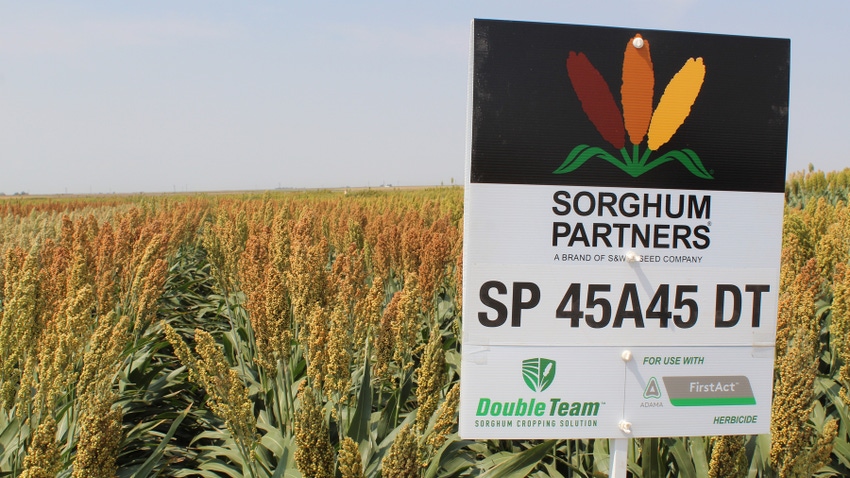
[557,34,713,179]
[522,358,557,392]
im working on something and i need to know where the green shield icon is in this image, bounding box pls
[522,358,557,392]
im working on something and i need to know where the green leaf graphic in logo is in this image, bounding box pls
[522,358,557,392]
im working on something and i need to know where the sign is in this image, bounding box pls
[460,19,789,439]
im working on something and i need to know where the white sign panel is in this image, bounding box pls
[460,20,789,439]
[461,345,775,438]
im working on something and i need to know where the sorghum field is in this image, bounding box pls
[1,169,850,477]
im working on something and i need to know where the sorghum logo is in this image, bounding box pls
[522,358,556,392]
[557,34,712,179]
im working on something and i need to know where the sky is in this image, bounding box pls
[0,1,848,195]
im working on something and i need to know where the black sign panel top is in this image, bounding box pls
[470,19,790,193]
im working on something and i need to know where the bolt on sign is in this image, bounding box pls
[460,19,789,439]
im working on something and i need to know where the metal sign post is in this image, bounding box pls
[609,438,629,478]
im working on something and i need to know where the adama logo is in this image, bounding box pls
[557,34,713,179]
[522,358,556,392]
